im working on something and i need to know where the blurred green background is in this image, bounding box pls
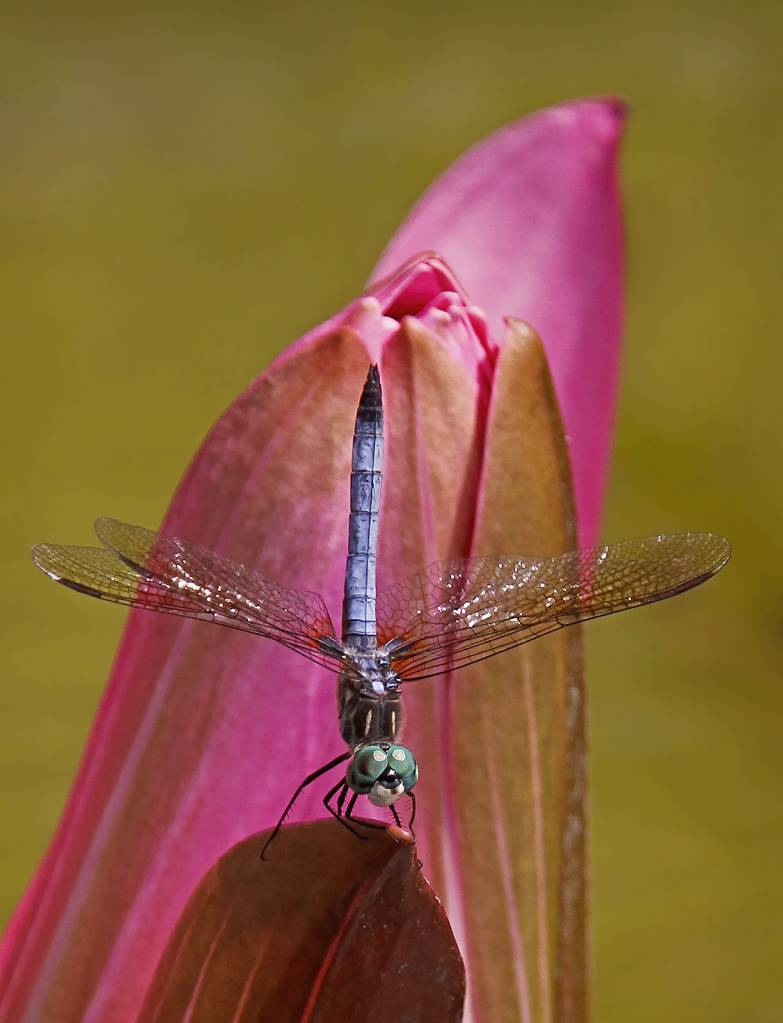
[1,0,780,1019]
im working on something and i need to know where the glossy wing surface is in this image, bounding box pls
[32,518,342,670]
[377,533,731,682]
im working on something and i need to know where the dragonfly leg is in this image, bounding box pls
[335,780,348,817]
[260,750,351,860]
[344,791,387,832]
[386,796,418,857]
[388,795,417,843]
[406,792,422,869]
[324,779,368,841]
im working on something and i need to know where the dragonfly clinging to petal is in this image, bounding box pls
[32,366,731,854]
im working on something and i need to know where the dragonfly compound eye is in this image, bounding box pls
[347,745,389,794]
[387,746,418,791]
[367,745,418,808]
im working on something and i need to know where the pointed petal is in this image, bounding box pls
[372,98,626,546]
[451,323,586,1023]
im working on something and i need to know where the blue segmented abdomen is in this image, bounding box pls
[342,365,383,651]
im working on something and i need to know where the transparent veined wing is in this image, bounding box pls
[377,533,731,682]
[32,518,343,670]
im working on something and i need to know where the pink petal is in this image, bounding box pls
[372,98,626,547]
[0,333,379,1023]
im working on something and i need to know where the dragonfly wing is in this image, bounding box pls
[33,518,342,671]
[377,533,731,682]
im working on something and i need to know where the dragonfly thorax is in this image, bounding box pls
[337,649,403,749]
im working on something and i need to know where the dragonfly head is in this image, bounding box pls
[346,743,418,807]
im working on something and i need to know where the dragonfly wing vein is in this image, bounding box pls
[378,533,731,681]
[33,519,342,671]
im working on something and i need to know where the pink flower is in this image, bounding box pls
[0,98,624,1022]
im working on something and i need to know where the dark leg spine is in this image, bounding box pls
[260,750,351,859]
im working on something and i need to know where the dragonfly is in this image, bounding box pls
[32,366,731,856]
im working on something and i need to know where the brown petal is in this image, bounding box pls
[136,820,465,1023]
[453,321,586,1023]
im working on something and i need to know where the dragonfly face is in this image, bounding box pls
[31,365,731,851]
[346,744,418,808]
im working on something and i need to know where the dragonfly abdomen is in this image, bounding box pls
[342,365,383,652]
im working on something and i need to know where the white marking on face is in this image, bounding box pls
[392,749,406,762]
[372,749,386,762]
[369,779,405,807]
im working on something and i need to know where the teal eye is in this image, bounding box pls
[347,746,389,794]
[388,746,418,792]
